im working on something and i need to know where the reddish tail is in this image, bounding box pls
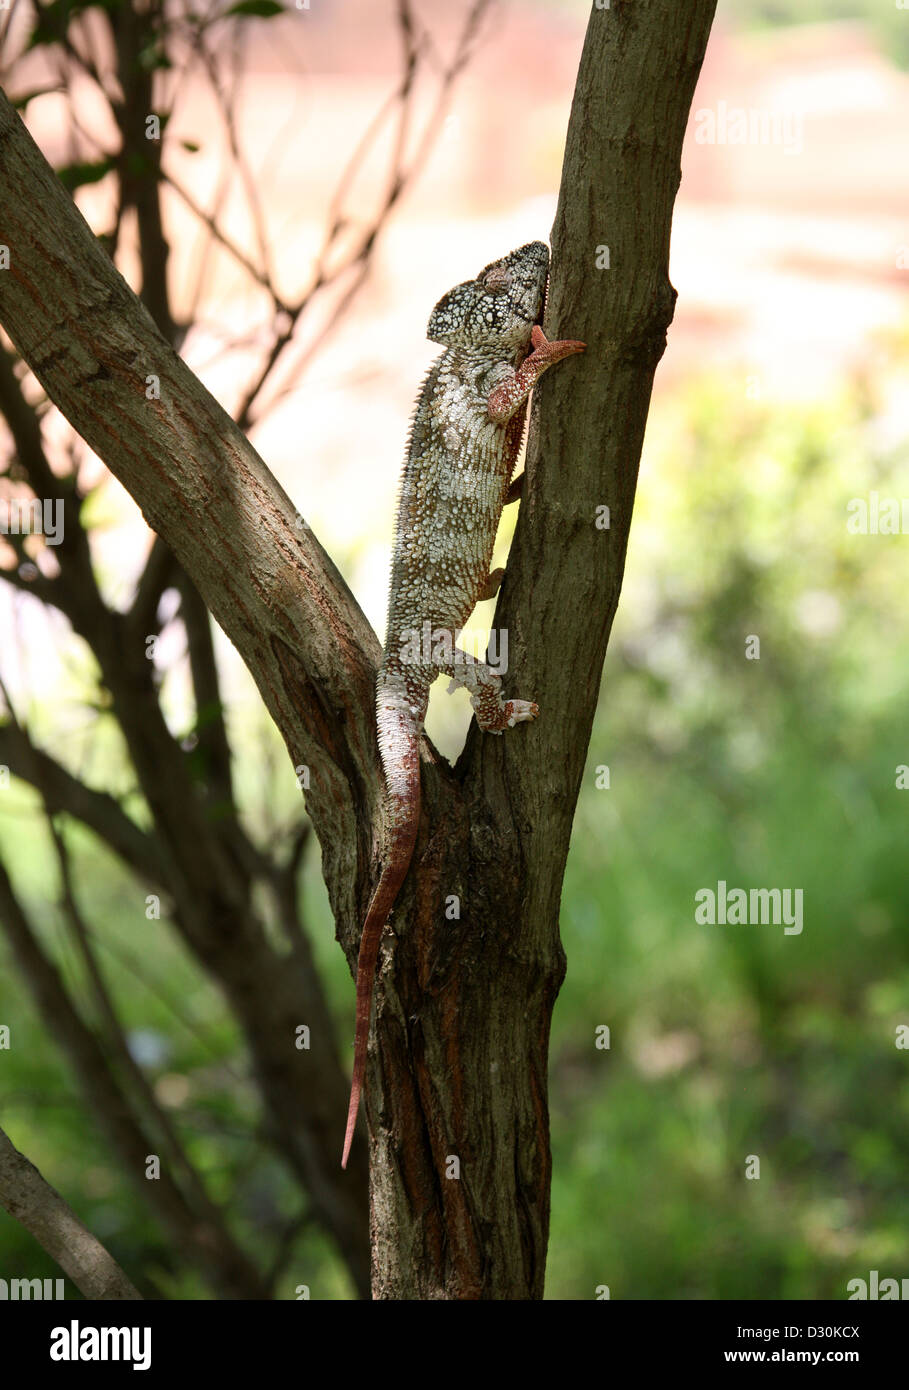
[341,679,423,1168]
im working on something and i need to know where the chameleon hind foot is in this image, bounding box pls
[502,698,539,727]
[471,683,539,734]
[442,653,539,733]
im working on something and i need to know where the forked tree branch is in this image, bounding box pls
[0,83,381,943]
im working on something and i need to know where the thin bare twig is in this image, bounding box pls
[233,0,495,430]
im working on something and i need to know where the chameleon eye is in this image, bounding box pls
[482,267,511,294]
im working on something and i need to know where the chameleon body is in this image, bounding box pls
[341,240,584,1168]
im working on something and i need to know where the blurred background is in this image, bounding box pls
[0,0,907,1299]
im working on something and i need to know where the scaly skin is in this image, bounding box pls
[341,241,584,1168]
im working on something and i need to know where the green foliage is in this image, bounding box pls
[12,86,65,108]
[27,0,119,51]
[224,0,285,17]
[0,795,344,1298]
[724,0,909,69]
[547,368,909,1298]
[56,158,115,192]
[137,42,173,73]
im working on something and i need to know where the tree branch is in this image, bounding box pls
[0,1124,143,1300]
[0,721,165,882]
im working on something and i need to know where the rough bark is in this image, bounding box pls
[0,0,717,1299]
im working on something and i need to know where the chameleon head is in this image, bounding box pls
[426,241,550,356]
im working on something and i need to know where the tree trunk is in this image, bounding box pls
[0,0,716,1299]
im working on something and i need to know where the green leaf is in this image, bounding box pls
[26,0,115,50]
[12,86,65,108]
[193,700,226,734]
[125,149,159,179]
[57,158,114,192]
[224,0,284,16]
[138,43,173,72]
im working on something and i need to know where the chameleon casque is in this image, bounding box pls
[341,240,584,1168]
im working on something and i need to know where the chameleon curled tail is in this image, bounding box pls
[341,670,425,1169]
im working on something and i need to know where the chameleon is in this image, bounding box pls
[341,240,585,1168]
